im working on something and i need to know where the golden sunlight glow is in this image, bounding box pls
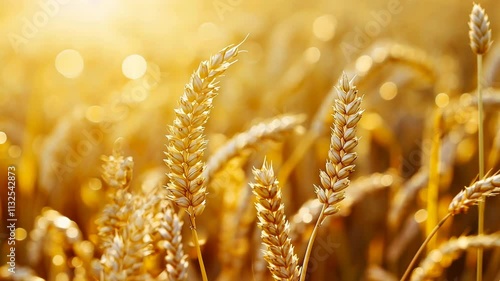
[55,49,84,79]
[122,54,148,79]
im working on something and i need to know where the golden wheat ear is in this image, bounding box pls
[250,160,301,281]
[448,173,500,215]
[164,40,244,219]
[315,72,363,219]
[410,233,500,281]
[469,3,492,55]
[164,39,245,281]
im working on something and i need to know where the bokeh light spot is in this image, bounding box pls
[313,15,336,41]
[0,131,7,144]
[414,209,428,223]
[381,175,394,186]
[54,216,71,229]
[8,145,22,158]
[88,178,102,191]
[66,227,80,239]
[304,47,321,63]
[435,93,449,108]
[379,82,398,100]
[55,49,84,79]
[355,55,373,73]
[122,54,147,79]
[52,255,65,266]
[15,228,27,241]
[85,106,104,123]
[55,273,69,281]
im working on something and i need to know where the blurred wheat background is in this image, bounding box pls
[1,0,500,280]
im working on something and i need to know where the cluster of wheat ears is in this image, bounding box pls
[4,3,500,281]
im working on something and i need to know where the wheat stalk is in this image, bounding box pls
[410,233,500,281]
[300,72,363,281]
[164,39,244,281]
[469,4,493,280]
[401,174,500,281]
[250,160,301,281]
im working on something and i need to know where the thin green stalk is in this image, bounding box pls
[400,213,451,281]
[190,217,208,281]
[477,53,485,281]
[299,205,326,281]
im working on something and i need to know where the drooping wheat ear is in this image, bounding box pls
[410,233,500,281]
[164,40,243,219]
[448,174,500,215]
[469,3,492,55]
[156,202,189,281]
[250,160,301,281]
[204,114,305,182]
[315,72,363,218]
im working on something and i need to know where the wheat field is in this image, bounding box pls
[1,0,500,280]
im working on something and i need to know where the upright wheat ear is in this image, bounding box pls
[315,72,363,219]
[250,160,301,281]
[164,41,242,218]
[300,72,363,281]
[164,40,244,281]
[469,3,492,55]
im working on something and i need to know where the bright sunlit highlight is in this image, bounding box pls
[0,131,7,144]
[122,54,147,79]
[435,93,450,108]
[55,49,84,79]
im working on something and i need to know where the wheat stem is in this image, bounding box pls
[400,213,451,281]
[299,204,326,281]
[477,52,485,281]
[468,3,491,278]
[190,217,208,281]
